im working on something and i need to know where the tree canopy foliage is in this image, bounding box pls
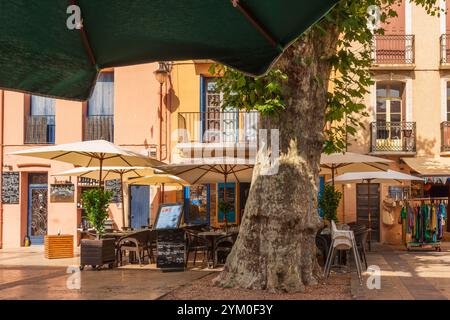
[211,0,440,154]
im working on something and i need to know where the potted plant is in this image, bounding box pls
[218,200,234,232]
[318,185,342,225]
[80,188,115,270]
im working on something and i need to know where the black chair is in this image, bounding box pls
[214,232,238,265]
[185,230,211,268]
[315,232,329,267]
[354,229,369,270]
[146,230,157,264]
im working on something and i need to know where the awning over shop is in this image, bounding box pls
[401,157,450,177]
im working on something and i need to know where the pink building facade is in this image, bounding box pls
[0,60,254,249]
[0,63,169,248]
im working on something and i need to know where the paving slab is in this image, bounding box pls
[351,243,450,300]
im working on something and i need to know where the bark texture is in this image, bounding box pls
[215,25,339,293]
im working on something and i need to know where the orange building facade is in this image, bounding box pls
[0,61,254,249]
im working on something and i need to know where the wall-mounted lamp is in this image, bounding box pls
[153,62,171,85]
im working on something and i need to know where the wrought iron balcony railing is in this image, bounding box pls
[177,111,260,144]
[84,115,114,142]
[441,121,450,152]
[440,34,450,64]
[370,121,416,153]
[371,35,415,65]
[25,115,55,144]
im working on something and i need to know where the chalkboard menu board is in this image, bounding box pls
[2,172,19,204]
[105,179,122,203]
[156,229,186,271]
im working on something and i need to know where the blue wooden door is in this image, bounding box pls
[28,185,48,245]
[218,183,236,224]
[129,185,150,229]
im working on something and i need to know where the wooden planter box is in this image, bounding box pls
[80,238,116,270]
[45,235,74,259]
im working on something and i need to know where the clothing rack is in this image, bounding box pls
[407,197,448,202]
[402,198,447,252]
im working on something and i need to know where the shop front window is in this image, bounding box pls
[184,185,210,225]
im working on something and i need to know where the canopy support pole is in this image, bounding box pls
[71,0,99,69]
[231,0,282,52]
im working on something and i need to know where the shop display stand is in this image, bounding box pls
[404,197,447,252]
[406,241,441,252]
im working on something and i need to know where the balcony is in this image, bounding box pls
[25,115,55,144]
[84,115,114,142]
[441,122,450,153]
[178,111,260,144]
[371,35,415,70]
[370,122,416,154]
[440,34,450,68]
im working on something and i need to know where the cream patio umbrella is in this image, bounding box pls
[53,166,161,227]
[332,170,423,251]
[9,140,164,186]
[320,152,393,186]
[160,157,254,227]
[129,174,190,204]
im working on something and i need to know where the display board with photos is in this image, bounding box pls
[50,184,75,203]
[154,203,183,230]
[2,172,19,204]
[105,179,122,203]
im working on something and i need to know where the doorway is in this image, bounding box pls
[129,185,150,229]
[27,173,48,245]
[356,183,381,242]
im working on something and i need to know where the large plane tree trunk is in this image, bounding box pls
[215,25,339,293]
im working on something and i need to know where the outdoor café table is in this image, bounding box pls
[198,231,228,269]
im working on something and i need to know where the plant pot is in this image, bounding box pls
[80,238,115,270]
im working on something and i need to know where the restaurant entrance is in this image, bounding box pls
[27,173,48,245]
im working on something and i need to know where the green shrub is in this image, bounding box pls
[81,188,112,238]
[318,185,342,223]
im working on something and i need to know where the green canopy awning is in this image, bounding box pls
[0,0,338,101]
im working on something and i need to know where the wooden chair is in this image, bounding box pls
[117,230,151,266]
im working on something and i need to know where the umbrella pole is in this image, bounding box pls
[224,168,228,232]
[99,158,103,188]
[332,167,335,188]
[367,179,372,252]
[161,183,165,204]
[120,172,126,229]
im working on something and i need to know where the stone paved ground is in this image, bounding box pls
[0,247,212,300]
[0,265,211,300]
[351,243,450,300]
